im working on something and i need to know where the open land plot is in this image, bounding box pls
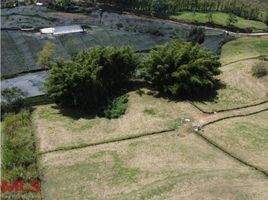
[33,90,203,153]
[194,59,268,112]
[203,111,268,173]
[170,12,267,32]
[193,36,268,112]
[40,130,268,200]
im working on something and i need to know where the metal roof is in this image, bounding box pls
[40,25,83,35]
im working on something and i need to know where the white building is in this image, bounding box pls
[40,25,84,35]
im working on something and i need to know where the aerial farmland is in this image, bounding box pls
[1,1,268,199]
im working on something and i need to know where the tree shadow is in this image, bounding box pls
[50,104,97,120]
[149,80,226,103]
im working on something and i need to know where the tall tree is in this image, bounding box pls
[140,40,221,98]
[46,46,138,111]
[37,42,56,68]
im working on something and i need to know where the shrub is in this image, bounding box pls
[1,87,25,117]
[140,40,221,98]
[103,95,128,119]
[46,46,138,113]
[252,61,268,78]
[226,13,238,27]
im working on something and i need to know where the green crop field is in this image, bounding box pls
[170,12,267,32]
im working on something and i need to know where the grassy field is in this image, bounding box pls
[33,90,202,153]
[194,59,268,112]
[170,12,267,32]
[220,37,268,65]
[204,111,268,173]
[193,37,268,112]
[40,130,268,200]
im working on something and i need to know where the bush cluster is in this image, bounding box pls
[103,94,129,119]
[252,61,268,78]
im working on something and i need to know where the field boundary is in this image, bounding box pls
[39,128,175,155]
[190,99,268,114]
[221,55,266,67]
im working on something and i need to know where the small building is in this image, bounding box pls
[40,25,84,35]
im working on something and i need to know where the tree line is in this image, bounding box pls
[45,40,220,114]
[52,0,267,21]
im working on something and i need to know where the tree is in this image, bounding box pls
[187,27,205,44]
[37,42,56,68]
[207,12,213,23]
[264,12,268,25]
[140,40,221,98]
[151,0,168,17]
[226,13,238,27]
[46,46,138,112]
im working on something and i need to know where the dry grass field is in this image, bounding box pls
[40,130,268,200]
[33,90,203,153]
[36,89,268,200]
[203,111,268,172]
[194,36,268,112]
[194,59,268,112]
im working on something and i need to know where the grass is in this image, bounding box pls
[33,90,202,153]
[194,37,268,112]
[40,129,268,200]
[220,37,268,65]
[204,111,268,172]
[1,110,40,199]
[170,12,267,32]
[194,59,268,112]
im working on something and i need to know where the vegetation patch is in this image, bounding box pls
[251,61,268,78]
[1,110,40,199]
[103,95,129,119]
[143,108,157,115]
